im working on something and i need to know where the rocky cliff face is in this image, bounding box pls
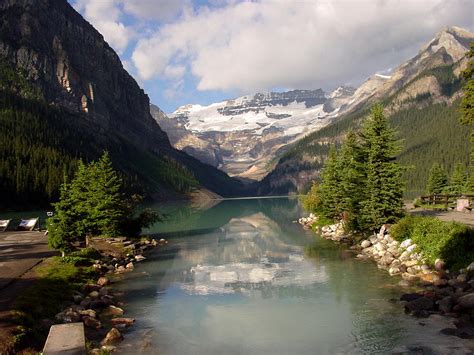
[257,26,474,195]
[0,0,169,149]
[0,0,243,198]
[153,88,356,181]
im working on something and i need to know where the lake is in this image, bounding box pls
[115,197,468,354]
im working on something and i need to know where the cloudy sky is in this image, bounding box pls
[71,0,473,113]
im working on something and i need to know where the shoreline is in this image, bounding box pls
[299,214,474,341]
[7,235,168,354]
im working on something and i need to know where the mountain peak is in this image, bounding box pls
[422,26,474,62]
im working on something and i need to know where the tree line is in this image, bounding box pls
[303,104,405,232]
[48,152,160,255]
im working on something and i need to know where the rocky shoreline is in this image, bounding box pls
[299,214,474,340]
[53,236,168,353]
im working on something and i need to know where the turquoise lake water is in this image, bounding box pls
[108,197,468,354]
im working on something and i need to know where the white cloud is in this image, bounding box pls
[131,0,474,93]
[73,0,132,53]
[122,0,186,21]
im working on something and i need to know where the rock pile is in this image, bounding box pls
[356,225,436,282]
[298,214,318,230]
[298,216,474,339]
[399,264,474,339]
[53,236,167,352]
[298,215,348,242]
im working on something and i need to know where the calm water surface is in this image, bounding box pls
[115,198,469,354]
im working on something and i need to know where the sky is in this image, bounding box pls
[70,0,474,113]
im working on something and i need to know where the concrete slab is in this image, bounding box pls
[43,323,86,355]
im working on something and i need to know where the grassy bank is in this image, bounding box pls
[391,215,474,270]
[12,249,99,351]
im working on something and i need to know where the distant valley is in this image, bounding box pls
[153,26,474,196]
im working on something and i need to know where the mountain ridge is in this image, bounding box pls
[0,0,244,207]
[257,26,474,196]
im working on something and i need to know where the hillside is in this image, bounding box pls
[257,27,473,197]
[0,0,243,209]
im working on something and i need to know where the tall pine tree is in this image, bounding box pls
[426,163,448,194]
[359,104,405,231]
[318,147,342,219]
[459,43,474,191]
[337,130,365,231]
[444,162,467,195]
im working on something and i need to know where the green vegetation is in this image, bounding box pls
[391,215,474,270]
[261,58,471,197]
[425,163,448,194]
[14,256,97,350]
[301,181,321,213]
[0,59,202,210]
[394,101,470,197]
[303,104,405,232]
[459,43,474,191]
[48,152,160,255]
[358,104,404,230]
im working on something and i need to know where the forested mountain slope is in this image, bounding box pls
[258,27,473,197]
[0,0,243,209]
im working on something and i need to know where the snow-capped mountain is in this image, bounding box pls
[152,88,355,180]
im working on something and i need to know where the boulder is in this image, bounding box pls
[400,293,422,302]
[89,291,100,298]
[83,316,102,329]
[380,254,394,266]
[406,244,417,254]
[55,308,81,323]
[384,235,394,244]
[97,277,110,286]
[101,328,123,346]
[126,262,134,270]
[458,294,474,309]
[402,273,418,282]
[434,259,445,271]
[110,317,135,327]
[437,296,453,313]
[405,297,435,313]
[79,309,97,318]
[361,240,371,248]
[104,305,124,316]
[467,262,474,272]
[135,254,146,262]
[400,239,412,249]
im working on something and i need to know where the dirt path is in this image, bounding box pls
[409,208,474,226]
[0,231,57,353]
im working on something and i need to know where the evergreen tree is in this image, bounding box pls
[86,152,126,236]
[47,152,160,254]
[444,162,467,195]
[426,163,448,194]
[459,43,474,191]
[318,148,342,219]
[359,104,405,231]
[337,130,365,231]
[47,177,76,256]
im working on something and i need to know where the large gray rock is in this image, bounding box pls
[458,294,474,309]
[101,328,123,346]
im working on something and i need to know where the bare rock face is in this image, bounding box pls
[153,88,355,181]
[0,0,169,147]
[0,0,243,198]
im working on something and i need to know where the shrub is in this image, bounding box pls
[391,215,474,270]
[311,215,334,230]
[301,181,321,213]
[390,215,421,242]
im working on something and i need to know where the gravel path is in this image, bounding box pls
[0,231,56,352]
